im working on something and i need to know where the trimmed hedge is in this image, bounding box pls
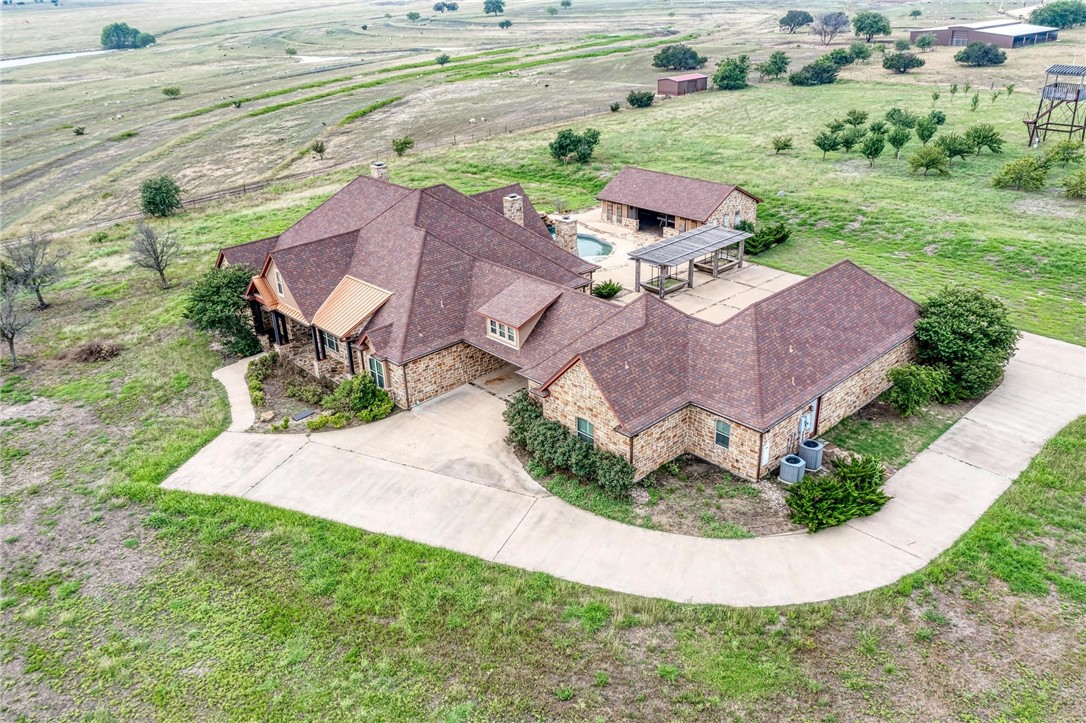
[504,391,635,497]
[787,455,891,532]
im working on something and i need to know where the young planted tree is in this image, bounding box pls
[887,126,911,158]
[311,140,327,159]
[712,54,751,90]
[848,41,872,62]
[813,130,842,160]
[853,11,891,42]
[915,33,935,51]
[1045,140,1085,166]
[549,128,601,164]
[1005,83,1015,97]
[954,42,1006,66]
[392,136,414,156]
[406,11,421,21]
[844,109,868,127]
[969,93,980,112]
[990,89,1004,105]
[894,39,912,51]
[778,9,814,33]
[931,91,940,107]
[3,233,65,309]
[652,44,707,71]
[129,222,179,290]
[826,118,846,133]
[771,135,794,154]
[909,9,922,18]
[285,47,297,56]
[840,126,867,153]
[185,265,262,357]
[915,287,1019,401]
[609,101,620,112]
[756,50,790,80]
[0,280,31,367]
[435,53,451,65]
[964,124,1004,155]
[813,11,851,45]
[935,133,973,164]
[883,51,924,74]
[140,175,183,217]
[885,107,918,128]
[162,86,181,99]
[908,146,950,176]
[914,116,937,145]
[1064,168,1086,198]
[859,133,885,166]
[949,82,958,101]
[992,157,1049,191]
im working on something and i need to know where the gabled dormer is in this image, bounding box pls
[476,279,561,351]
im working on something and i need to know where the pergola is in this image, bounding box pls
[628,224,751,298]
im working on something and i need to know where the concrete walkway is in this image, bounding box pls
[166,333,1085,606]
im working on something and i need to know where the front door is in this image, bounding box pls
[799,398,820,440]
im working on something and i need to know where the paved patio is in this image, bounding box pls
[568,209,805,323]
[164,333,1085,606]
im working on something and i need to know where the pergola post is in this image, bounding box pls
[712,249,720,278]
[738,237,746,269]
[659,265,667,298]
[687,258,695,289]
[634,259,641,291]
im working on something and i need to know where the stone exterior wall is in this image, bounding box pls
[540,361,630,461]
[707,192,758,229]
[503,194,525,226]
[402,342,507,407]
[684,407,763,480]
[554,217,578,254]
[600,201,640,231]
[630,406,689,477]
[762,406,808,477]
[817,339,917,432]
[386,359,410,409]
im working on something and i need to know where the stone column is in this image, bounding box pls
[502,194,524,226]
[554,216,578,254]
[370,161,389,181]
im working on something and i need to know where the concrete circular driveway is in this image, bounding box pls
[164,333,1085,606]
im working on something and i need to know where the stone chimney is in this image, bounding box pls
[502,193,524,226]
[370,161,389,182]
[554,216,578,254]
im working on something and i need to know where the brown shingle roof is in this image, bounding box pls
[470,183,555,243]
[476,278,562,329]
[217,236,276,269]
[596,166,761,223]
[543,261,918,433]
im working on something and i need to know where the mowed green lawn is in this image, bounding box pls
[391,77,1086,344]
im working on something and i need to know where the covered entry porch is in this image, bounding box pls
[628,224,752,298]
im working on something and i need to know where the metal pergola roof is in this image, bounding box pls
[628,224,751,267]
[1046,64,1086,76]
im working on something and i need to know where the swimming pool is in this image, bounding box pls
[577,233,613,260]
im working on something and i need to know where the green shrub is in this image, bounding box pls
[787,455,890,532]
[184,265,262,357]
[609,101,620,113]
[915,287,1020,401]
[321,374,394,422]
[140,175,182,217]
[928,109,946,125]
[89,231,109,244]
[503,391,634,496]
[739,222,790,255]
[992,156,1049,191]
[1045,140,1084,166]
[626,90,654,108]
[285,379,325,405]
[884,364,948,416]
[592,280,623,299]
[162,86,181,99]
[250,390,265,407]
[885,107,919,128]
[246,352,279,382]
[788,59,839,86]
[771,135,794,154]
[1064,168,1086,198]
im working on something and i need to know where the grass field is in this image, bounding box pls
[3,1,1086,720]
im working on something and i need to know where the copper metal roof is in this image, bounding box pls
[312,276,392,338]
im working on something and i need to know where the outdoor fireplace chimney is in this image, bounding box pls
[554,216,577,254]
[370,161,389,182]
[503,193,525,226]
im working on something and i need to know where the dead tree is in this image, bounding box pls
[0,281,31,366]
[129,222,179,290]
[3,232,65,309]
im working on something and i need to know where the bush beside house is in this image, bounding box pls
[787,455,891,532]
[504,391,635,496]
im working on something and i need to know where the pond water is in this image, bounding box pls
[577,233,613,260]
[0,49,115,70]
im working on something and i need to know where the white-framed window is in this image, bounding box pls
[320,329,339,354]
[368,355,385,388]
[576,417,594,445]
[715,420,731,449]
[274,270,284,295]
[487,319,517,346]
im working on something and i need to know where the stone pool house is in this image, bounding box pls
[218,165,919,481]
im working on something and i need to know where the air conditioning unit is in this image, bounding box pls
[778,455,806,484]
[798,439,824,471]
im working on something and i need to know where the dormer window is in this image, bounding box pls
[274,270,284,295]
[488,319,517,347]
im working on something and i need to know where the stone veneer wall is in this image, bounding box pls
[541,361,630,461]
[684,407,763,480]
[707,193,758,229]
[401,342,507,407]
[600,201,640,231]
[630,406,689,476]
